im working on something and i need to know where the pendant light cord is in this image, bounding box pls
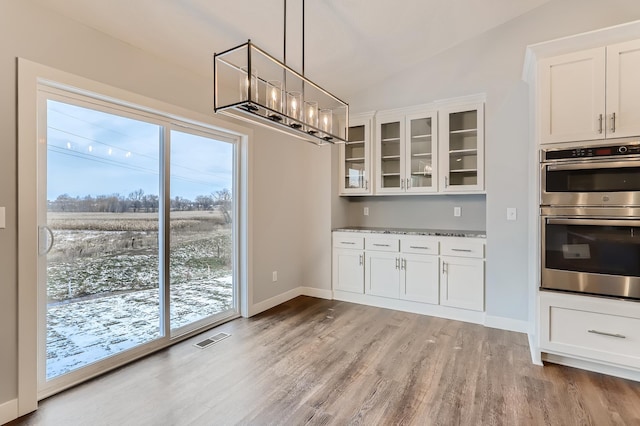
[283,0,305,75]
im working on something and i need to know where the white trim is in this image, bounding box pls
[529,333,543,366]
[542,353,640,382]
[0,399,18,425]
[300,287,333,300]
[249,288,304,317]
[483,315,529,334]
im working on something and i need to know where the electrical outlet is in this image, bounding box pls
[363,207,369,216]
[507,208,517,221]
[272,271,278,282]
[454,207,461,217]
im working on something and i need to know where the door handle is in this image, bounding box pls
[588,329,625,339]
[39,225,54,255]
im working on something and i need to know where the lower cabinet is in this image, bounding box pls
[332,231,485,313]
[539,291,640,370]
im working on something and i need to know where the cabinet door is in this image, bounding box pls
[539,48,606,143]
[339,114,373,195]
[366,251,400,298]
[332,248,364,294]
[405,111,438,193]
[440,256,484,311]
[400,253,439,304]
[606,39,640,139]
[375,114,405,194]
[440,102,484,192]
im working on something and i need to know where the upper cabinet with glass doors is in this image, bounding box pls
[339,112,374,195]
[375,108,438,195]
[538,39,640,144]
[439,102,484,192]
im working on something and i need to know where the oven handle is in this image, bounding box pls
[545,159,640,171]
[546,218,640,227]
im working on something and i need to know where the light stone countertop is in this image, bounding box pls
[333,226,486,239]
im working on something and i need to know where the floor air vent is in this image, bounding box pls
[194,332,231,349]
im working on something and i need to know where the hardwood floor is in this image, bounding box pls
[10,296,640,425]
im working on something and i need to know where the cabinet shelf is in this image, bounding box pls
[411,153,432,157]
[449,168,478,173]
[411,171,432,176]
[450,128,477,135]
[382,155,401,160]
[345,157,365,162]
[345,140,365,145]
[382,172,401,177]
[449,148,477,155]
[411,134,432,140]
[381,137,401,142]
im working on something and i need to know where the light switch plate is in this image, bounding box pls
[454,207,461,217]
[0,207,5,229]
[507,207,517,221]
[363,207,369,216]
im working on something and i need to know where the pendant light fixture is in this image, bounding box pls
[213,0,349,145]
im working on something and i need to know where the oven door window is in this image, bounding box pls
[546,165,640,192]
[545,222,640,277]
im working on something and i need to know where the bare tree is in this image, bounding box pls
[213,189,232,224]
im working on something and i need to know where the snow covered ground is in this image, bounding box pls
[46,275,233,379]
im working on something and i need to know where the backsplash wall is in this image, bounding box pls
[345,195,487,231]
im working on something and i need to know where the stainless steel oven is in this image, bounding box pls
[541,142,640,206]
[540,207,640,300]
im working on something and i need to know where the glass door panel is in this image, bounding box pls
[345,124,366,190]
[44,99,161,380]
[408,116,434,190]
[380,121,401,189]
[448,110,478,187]
[169,130,235,333]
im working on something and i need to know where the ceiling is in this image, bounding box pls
[31,0,551,102]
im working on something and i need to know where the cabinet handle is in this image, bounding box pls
[407,178,411,189]
[400,179,405,190]
[402,258,406,270]
[340,241,356,245]
[444,176,448,188]
[588,329,626,339]
[373,243,390,247]
[365,179,368,190]
[442,261,447,274]
[359,254,363,266]
[611,112,616,133]
[409,246,430,250]
[395,257,400,269]
[598,114,603,134]
[452,248,473,252]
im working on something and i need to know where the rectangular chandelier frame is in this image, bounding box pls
[214,40,349,145]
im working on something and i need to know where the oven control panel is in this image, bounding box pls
[544,143,640,160]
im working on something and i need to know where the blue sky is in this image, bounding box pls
[47,100,233,201]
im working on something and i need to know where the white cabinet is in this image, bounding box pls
[332,233,364,294]
[339,113,374,195]
[540,292,640,370]
[375,108,438,195]
[366,250,400,298]
[439,239,485,311]
[400,252,439,304]
[439,102,485,192]
[539,40,640,144]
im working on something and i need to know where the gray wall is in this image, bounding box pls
[345,195,486,231]
[342,0,640,322]
[0,1,332,408]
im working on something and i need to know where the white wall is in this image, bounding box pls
[344,0,640,322]
[0,0,332,412]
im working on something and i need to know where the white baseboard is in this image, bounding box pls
[0,398,18,425]
[299,287,332,300]
[249,288,303,316]
[529,333,543,366]
[543,353,640,382]
[483,315,529,333]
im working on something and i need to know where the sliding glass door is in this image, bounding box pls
[38,91,239,397]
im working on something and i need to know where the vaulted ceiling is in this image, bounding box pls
[31,0,551,101]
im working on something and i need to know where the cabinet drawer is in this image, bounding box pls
[546,306,640,367]
[401,237,439,255]
[365,237,399,252]
[333,234,364,250]
[440,240,484,258]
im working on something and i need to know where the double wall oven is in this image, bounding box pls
[540,141,640,300]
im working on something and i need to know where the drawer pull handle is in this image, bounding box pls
[588,329,626,339]
[409,246,430,250]
[373,244,390,247]
[451,248,473,252]
[340,242,356,245]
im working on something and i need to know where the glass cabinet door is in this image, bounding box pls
[344,124,367,190]
[378,119,403,191]
[406,113,437,192]
[441,103,484,192]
